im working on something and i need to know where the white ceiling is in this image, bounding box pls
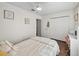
[8,2,78,16]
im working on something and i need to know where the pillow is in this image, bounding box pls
[0,40,16,56]
[0,40,11,52]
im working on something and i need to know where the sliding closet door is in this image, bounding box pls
[41,16,74,40]
[52,17,70,40]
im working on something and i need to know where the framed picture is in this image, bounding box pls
[74,13,78,22]
[24,18,30,24]
[4,10,14,20]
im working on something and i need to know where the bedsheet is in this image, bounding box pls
[14,36,60,56]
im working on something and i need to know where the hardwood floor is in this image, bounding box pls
[51,38,70,56]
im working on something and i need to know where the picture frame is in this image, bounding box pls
[4,10,14,20]
[74,13,78,22]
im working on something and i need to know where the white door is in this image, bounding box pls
[50,17,71,40]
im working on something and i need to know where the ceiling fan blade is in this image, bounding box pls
[31,9,36,11]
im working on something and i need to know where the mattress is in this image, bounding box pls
[14,36,60,56]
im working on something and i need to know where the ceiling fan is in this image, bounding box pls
[31,3,42,12]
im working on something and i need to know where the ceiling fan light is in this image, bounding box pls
[36,7,42,11]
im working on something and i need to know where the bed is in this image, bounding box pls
[13,36,60,56]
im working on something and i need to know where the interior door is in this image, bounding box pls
[50,17,71,40]
[53,17,69,40]
[36,19,41,36]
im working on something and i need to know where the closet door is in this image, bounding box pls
[51,17,70,40]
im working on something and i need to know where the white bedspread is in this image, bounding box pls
[14,36,60,56]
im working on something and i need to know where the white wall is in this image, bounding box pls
[0,3,41,43]
[77,5,79,56]
[41,10,75,41]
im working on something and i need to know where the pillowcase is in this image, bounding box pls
[0,40,11,52]
[0,40,16,56]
